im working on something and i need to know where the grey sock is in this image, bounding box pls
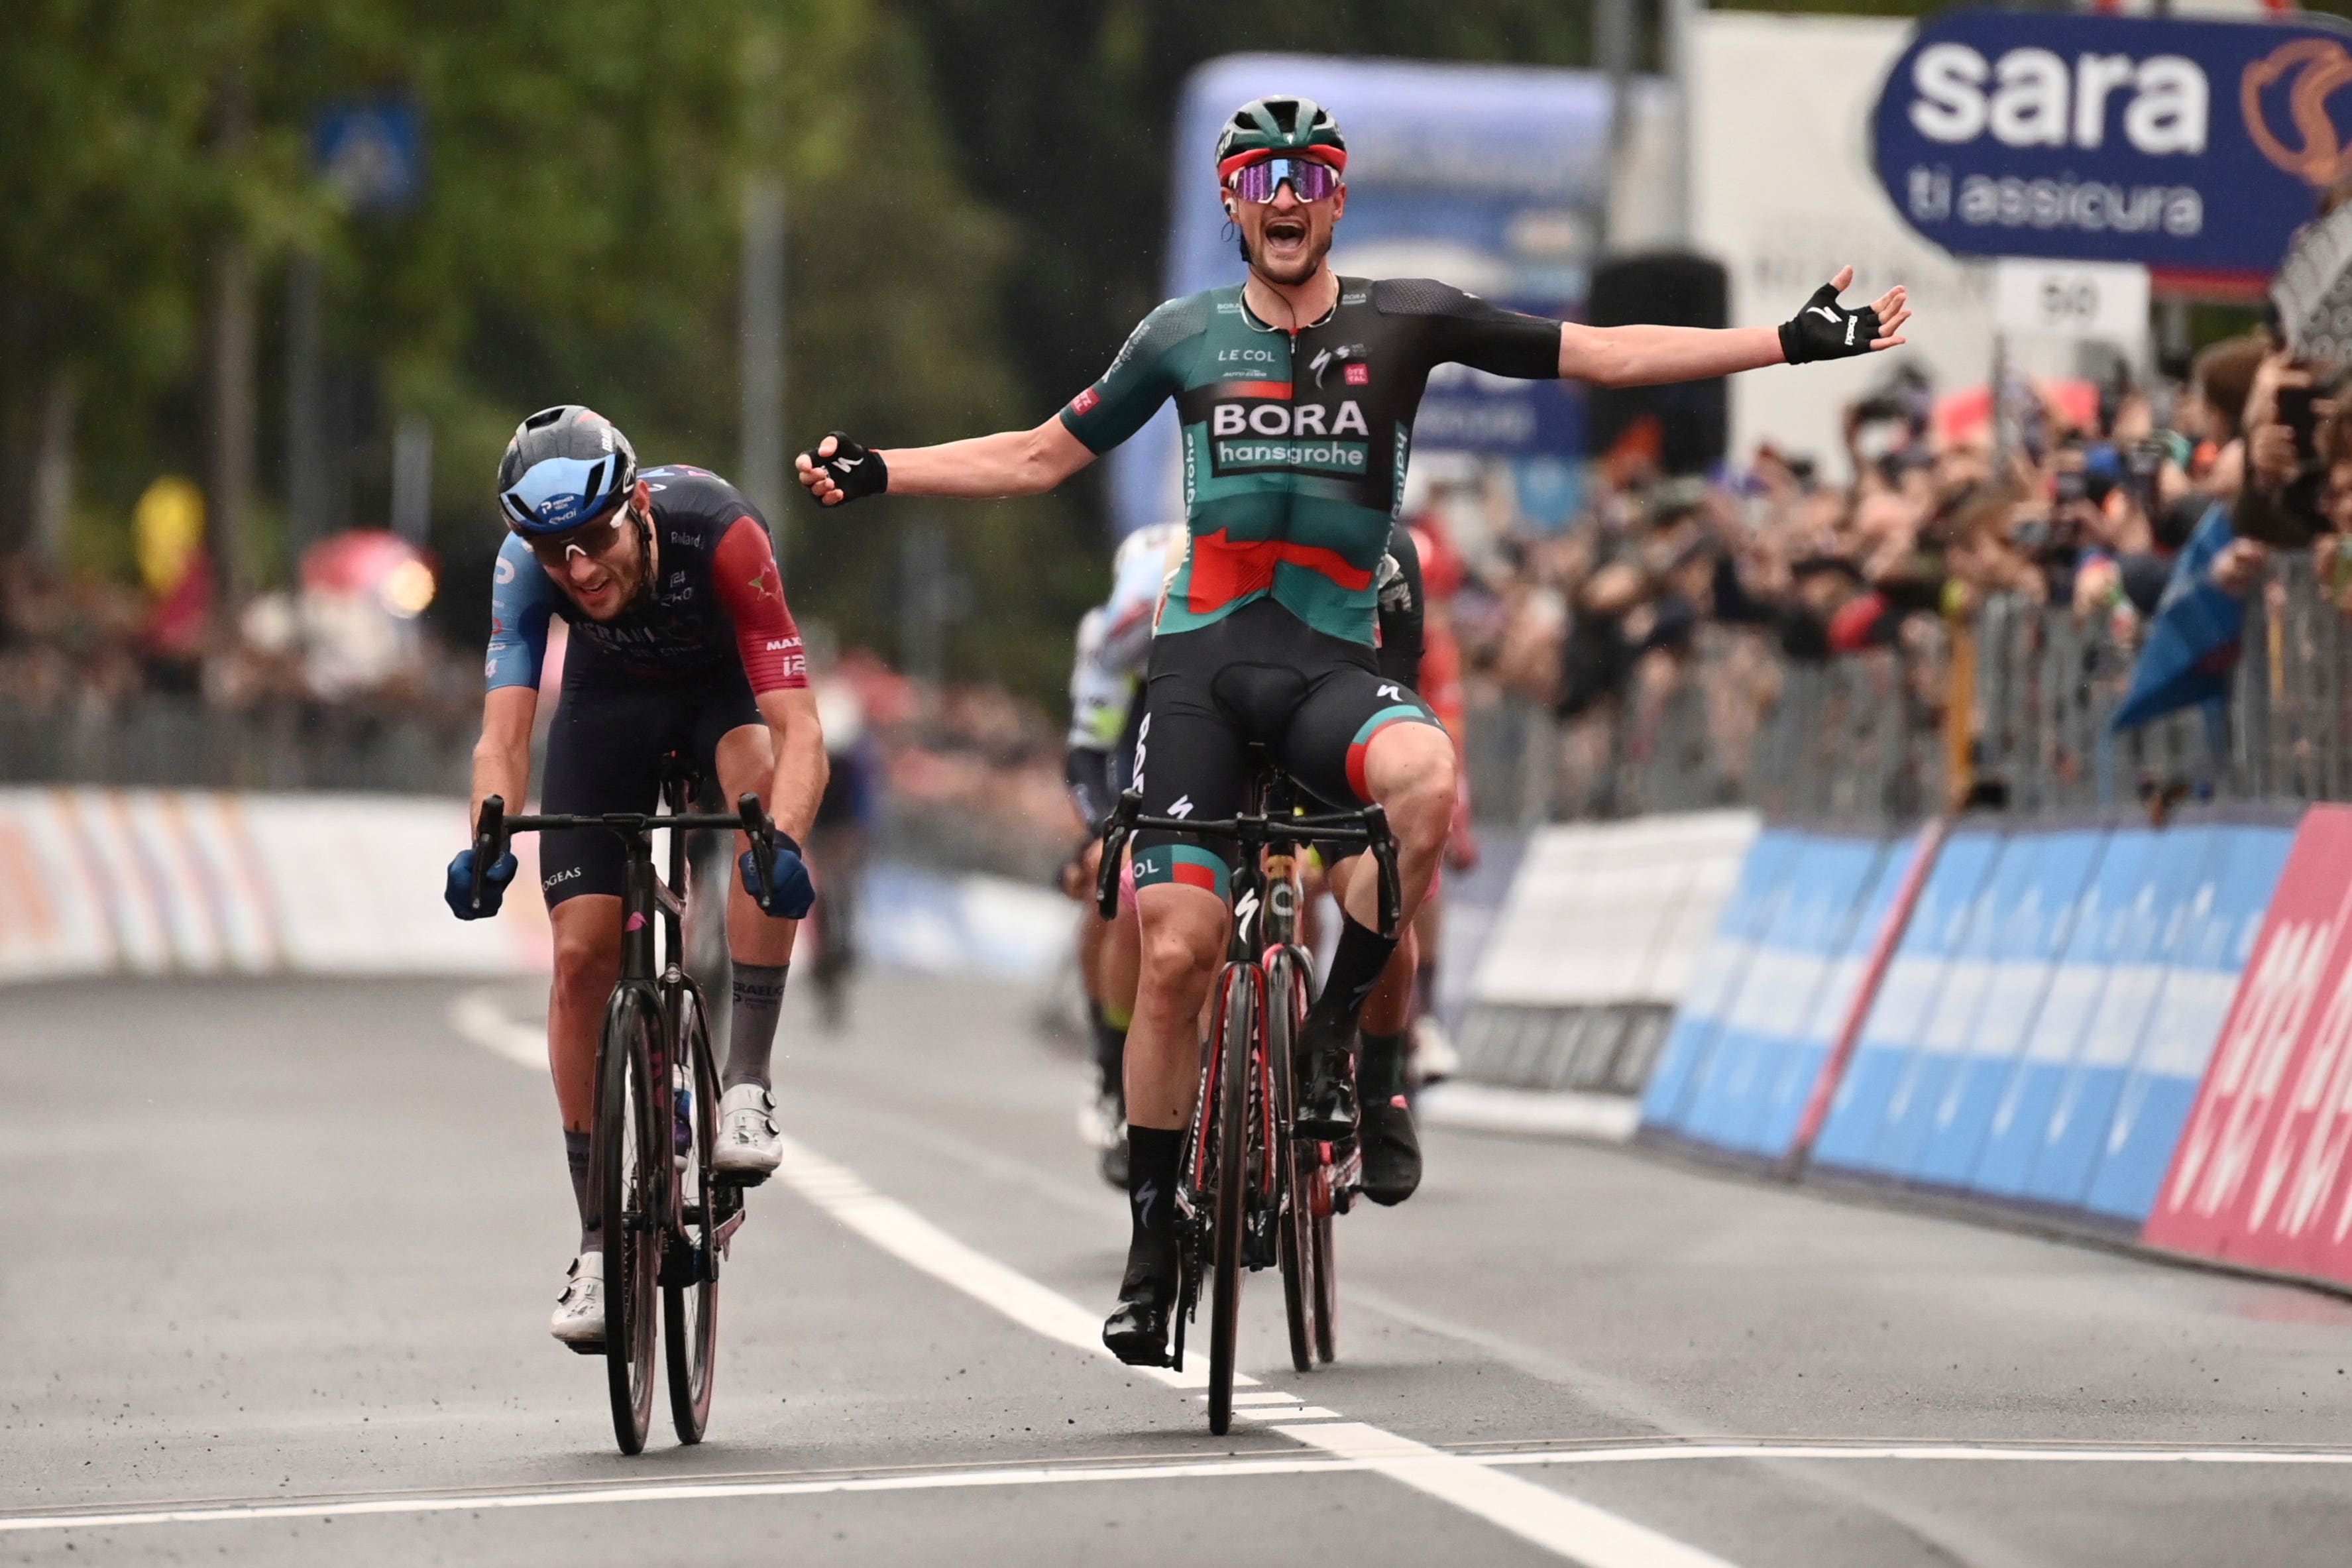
[564,1130,600,1254]
[724,962,790,1092]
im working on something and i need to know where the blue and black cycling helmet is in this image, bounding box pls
[495,405,639,535]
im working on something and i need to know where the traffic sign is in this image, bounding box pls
[313,102,423,214]
[1991,258,2150,343]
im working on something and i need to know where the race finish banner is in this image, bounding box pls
[1872,10,2352,280]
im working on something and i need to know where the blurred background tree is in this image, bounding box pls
[0,0,1078,696]
[44,0,2340,702]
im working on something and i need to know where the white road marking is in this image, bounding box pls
[1483,1443,2352,1469]
[437,991,2352,1563]
[769,1134,1736,1568]
[15,1441,2352,1536]
[769,1137,1242,1395]
[451,987,543,1070]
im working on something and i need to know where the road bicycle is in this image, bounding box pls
[1095,762,1399,1435]
[469,765,780,1454]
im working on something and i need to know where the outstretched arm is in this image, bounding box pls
[797,418,1096,507]
[1559,266,1910,387]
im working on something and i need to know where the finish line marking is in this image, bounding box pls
[13,1441,2352,1536]
[765,1135,1740,1568]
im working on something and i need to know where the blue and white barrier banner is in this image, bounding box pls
[1642,831,1925,1160]
[2086,823,2293,1222]
[862,863,1070,981]
[0,787,546,979]
[1640,827,1801,1129]
[0,788,1067,985]
[1651,812,2294,1233]
[1472,811,1760,1011]
[1908,826,2105,1190]
[1811,827,2004,1171]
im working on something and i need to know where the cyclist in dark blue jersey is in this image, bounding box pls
[445,405,827,1350]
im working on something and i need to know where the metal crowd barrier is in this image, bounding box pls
[2234,552,2352,804]
[1463,568,2342,830]
[0,695,476,794]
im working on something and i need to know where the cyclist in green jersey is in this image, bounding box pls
[799,95,1910,1366]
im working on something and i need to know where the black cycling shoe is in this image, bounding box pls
[1101,1236,1178,1367]
[1293,1023,1361,1141]
[1358,1092,1422,1205]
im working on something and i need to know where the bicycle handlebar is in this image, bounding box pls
[470,793,777,912]
[1092,787,1404,939]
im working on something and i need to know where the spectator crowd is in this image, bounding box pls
[1431,326,2329,819]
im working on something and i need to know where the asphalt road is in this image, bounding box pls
[7,970,2352,1567]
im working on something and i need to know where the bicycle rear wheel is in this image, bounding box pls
[1267,948,1319,1374]
[664,980,721,1445]
[597,987,661,1455]
[1207,964,1256,1436]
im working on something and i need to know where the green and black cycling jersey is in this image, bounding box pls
[1060,277,1559,646]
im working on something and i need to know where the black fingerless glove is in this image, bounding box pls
[801,431,889,502]
[1778,282,1883,365]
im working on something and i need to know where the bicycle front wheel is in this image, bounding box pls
[1207,963,1257,1437]
[597,987,662,1455]
[1267,948,1319,1374]
[664,980,722,1445]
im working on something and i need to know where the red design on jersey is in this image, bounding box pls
[1344,363,1370,385]
[1219,379,1292,400]
[1070,387,1101,417]
[712,516,809,693]
[1185,529,1374,614]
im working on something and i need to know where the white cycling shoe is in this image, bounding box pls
[550,1253,605,1352]
[712,1084,783,1181]
[1412,1015,1461,1086]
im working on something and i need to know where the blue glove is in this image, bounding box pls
[445,846,518,920]
[738,834,816,919]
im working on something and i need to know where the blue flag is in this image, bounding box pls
[2111,503,2242,733]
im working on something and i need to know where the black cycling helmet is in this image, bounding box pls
[1215,95,1347,179]
[495,405,639,535]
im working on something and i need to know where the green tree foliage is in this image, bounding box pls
[893,1,1598,441]
[1,0,1090,698]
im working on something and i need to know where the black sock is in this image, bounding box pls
[1414,953,1437,1023]
[564,1129,600,1255]
[1124,1125,1184,1280]
[1090,1005,1128,1105]
[1361,1031,1408,1105]
[724,962,789,1092]
[1310,915,1400,1037]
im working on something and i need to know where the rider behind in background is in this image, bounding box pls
[798,94,1909,1367]
[1401,512,1475,1087]
[1312,520,1428,1204]
[809,639,882,1031]
[1064,522,1185,1186]
[445,407,826,1349]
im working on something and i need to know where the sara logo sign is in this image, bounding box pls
[2147,806,2352,1283]
[1873,11,2352,274]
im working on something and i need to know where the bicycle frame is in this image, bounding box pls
[1092,771,1398,1406]
[469,781,779,1253]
